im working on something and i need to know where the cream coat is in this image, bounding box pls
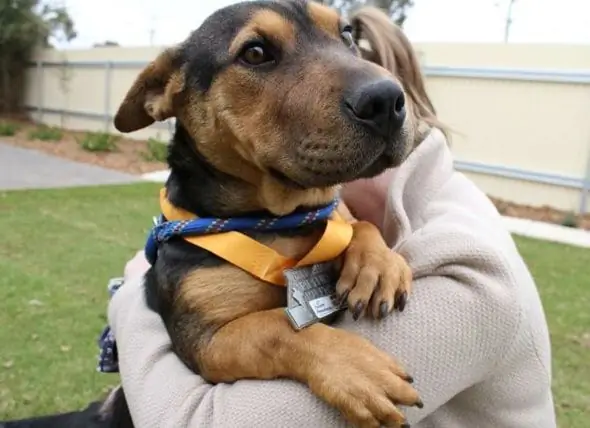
[109,128,557,427]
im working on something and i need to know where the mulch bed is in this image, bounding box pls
[0,116,166,175]
[490,197,590,231]
[2,116,589,231]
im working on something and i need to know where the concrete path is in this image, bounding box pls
[502,216,590,248]
[0,143,140,191]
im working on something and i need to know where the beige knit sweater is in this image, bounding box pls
[109,129,557,428]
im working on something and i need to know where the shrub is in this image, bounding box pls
[78,132,118,152]
[142,137,168,162]
[0,122,19,136]
[561,212,579,228]
[28,126,63,141]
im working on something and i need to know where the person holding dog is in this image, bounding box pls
[108,5,556,428]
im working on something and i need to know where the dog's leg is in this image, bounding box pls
[199,308,421,428]
[101,386,134,428]
[336,220,413,320]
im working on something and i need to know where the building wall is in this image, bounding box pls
[24,43,590,213]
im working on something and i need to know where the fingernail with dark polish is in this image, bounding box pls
[396,292,407,312]
[379,301,389,319]
[352,301,365,320]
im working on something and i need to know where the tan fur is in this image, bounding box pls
[145,71,185,121]
[201,308,418,427]
[337,221,412,319]
[173,222,414,428]
[307,1,341,38]
[168,208,414,428]
[230,10,297,54]
[113,48,182,132]
[177,88,340,216]
[174,228,324,368]
[178,55,353,214]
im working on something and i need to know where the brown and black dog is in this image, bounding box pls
[110,1,420,426]
[115,1,424,427]
[3,1,438,428]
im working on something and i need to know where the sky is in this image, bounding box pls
[55,0,590,49]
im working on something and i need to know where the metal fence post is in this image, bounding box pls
[579,144,590,215]
[103,61,113,132]
[36,60,44,122]
[61,59,68,127]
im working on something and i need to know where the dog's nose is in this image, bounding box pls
[344,79,406,137]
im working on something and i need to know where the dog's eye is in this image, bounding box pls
[341,25,355,48]
[239,42,275,66]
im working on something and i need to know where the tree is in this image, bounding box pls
[319,0,414,26]
[0,0,77,113]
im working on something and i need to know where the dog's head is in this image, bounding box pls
[114,0,426,214]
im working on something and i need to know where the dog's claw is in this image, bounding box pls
[415,399,424,409]
[379,301,389,319]
[352,301,365,320]
[401,423,411,428]
[337,289,350,307]
[394,291,408,312]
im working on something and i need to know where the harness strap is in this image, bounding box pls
[159,189,353,286]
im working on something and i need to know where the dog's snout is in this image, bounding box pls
[344,80,406,137]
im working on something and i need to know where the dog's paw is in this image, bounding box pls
[336,221,412,320]
[306,328,421,428]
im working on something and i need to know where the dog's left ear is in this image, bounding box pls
[114,47,185,133]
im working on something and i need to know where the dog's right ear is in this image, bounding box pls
[114,47,185,133]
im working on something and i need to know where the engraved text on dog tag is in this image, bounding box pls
[284,261,346,330]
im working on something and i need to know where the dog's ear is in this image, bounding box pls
[114,47,185,133]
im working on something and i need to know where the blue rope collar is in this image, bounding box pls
[144,198,340,265]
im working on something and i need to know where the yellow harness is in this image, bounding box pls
[158,188,354,286]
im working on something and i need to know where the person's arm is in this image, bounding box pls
[109,247,520,427]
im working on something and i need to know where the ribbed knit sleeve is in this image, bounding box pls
[109,129,555,428]
[109,260,520,427]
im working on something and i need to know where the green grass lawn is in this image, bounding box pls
[0,183,588,426]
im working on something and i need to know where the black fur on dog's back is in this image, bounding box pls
[1,387,132,428]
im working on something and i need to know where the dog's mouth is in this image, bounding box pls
[269,167,307,190]
[269,148,402,190]
[356,151,397,179]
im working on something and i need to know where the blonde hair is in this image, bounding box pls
[349,6,450,141]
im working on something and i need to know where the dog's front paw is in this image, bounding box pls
[305,328,421,428]
[336,221,412,320]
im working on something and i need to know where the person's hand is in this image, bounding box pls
[124,250,151,282]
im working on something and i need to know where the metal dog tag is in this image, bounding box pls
[284,261,346,330]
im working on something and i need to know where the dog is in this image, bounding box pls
[1,386,134,428]
[3,1,442,427]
